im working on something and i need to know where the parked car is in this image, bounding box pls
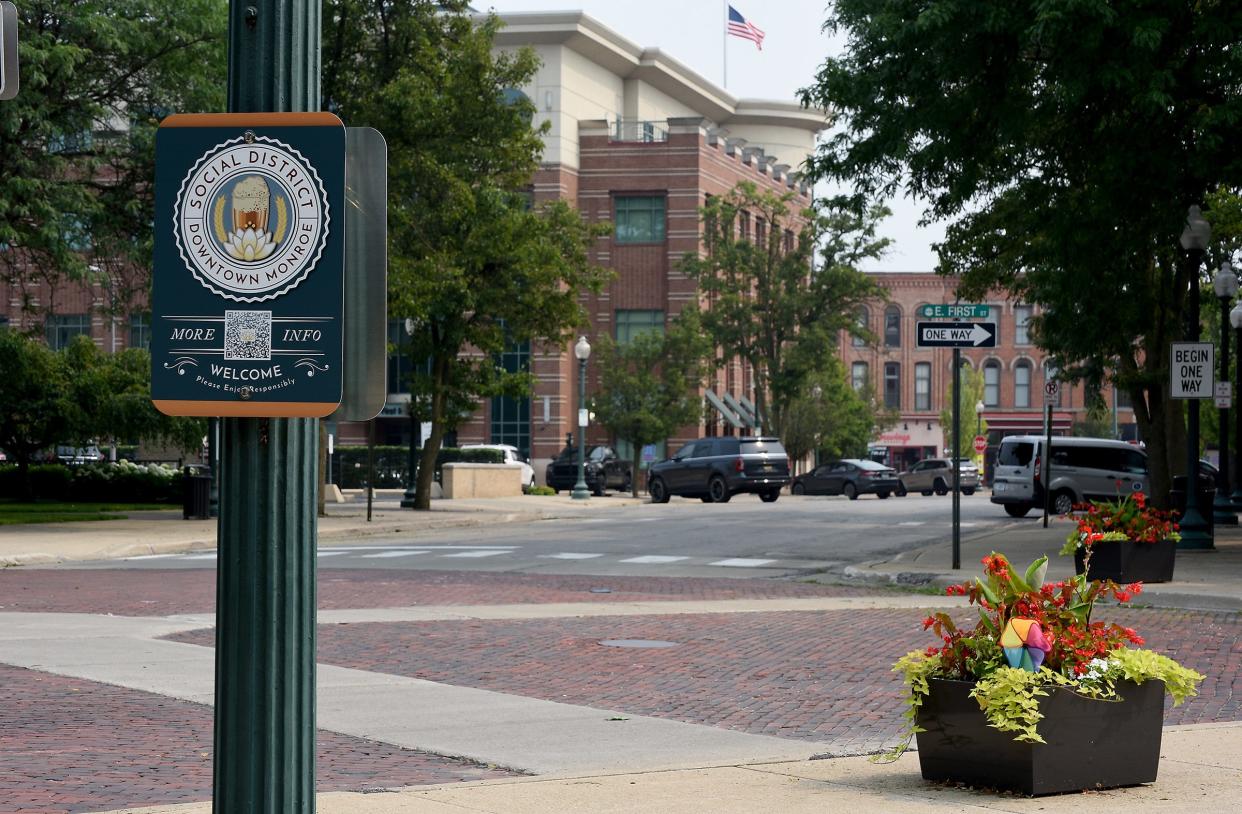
[459,443,536,493]
[791,458,900,499]
[991,435,1148,517]
[545,444,632,496]
[647,436,789,503]
[896,458,979,497]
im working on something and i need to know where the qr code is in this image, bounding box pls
[224,310,272,360]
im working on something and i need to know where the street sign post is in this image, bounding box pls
[1170,342,1214,399]
[0,1,18,101]
[918,303,990,319]
[151,112,347,417]
[916,321,997,348]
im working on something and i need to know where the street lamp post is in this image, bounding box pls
[572,336,592,500]
[975,399,984,437]
[1230,299,1242,511]
[1179,205,1213,549]
[1212,263,1238,525]
[400,317,418,509]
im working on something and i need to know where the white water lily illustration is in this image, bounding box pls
[226,227,277,261]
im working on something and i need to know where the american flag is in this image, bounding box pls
[728,6,765,51]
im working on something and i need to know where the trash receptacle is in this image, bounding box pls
[183,466,211,520]
[1170,474,1216,537]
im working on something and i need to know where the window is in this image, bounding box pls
[915,362,931,411]
[852,306,869,347]
[1014,304,1033,345]
[387,318,426,395]
[884,305,901,347]
[983,360,1000,407]
[1115,386,1131,409]
[1014,360,1031,408]
[739,210,750,241]
[490,340,531,458]
[852,361,869,392]
[615,196,665,243]
[615,309,664,344]
[756,217,767,246]
[128,313,151,350]
[884,362,901,409]
[45,314,90,350]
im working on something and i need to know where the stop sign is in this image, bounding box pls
[973,435,988,454]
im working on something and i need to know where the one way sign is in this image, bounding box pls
[916,321,997,348]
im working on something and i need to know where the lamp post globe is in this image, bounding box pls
[572,336,592,500]
[974,399,985,437]
[1212,263,1239,524]
[1178,206,1213,548]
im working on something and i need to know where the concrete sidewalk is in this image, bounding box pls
[97,722,1242,813]
[0,491,644,566]
[841,515,1242,611]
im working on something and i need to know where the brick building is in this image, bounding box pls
[839,273,1138,473]
[362,11,827,478]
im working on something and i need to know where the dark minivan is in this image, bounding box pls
[647,436,789,503]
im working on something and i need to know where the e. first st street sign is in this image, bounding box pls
[916,321,997,348]
[150,112,346,418]
[1171,342,1214,400]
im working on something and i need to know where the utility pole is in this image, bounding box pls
[214,2,321,810]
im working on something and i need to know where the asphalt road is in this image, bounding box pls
[64,491,1017,579]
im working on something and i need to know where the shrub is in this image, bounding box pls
[0,461,181,503]
[330,446,506,489]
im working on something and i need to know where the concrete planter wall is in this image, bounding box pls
[1073,538,1177,583]
[442,463,524,498]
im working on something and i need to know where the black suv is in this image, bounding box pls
[647,436,789,503]
[545,444,632,496]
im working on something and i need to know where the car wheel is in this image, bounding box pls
[708,476,732,503]
[962,488,975,496]
[895,481,908,497]
[1004,503,1032,518]
[759,490,779,503]
[920,490,933,497]
[649,477,670,504]
[792,482,805,496]
[877,491,890,499]
[1053,490,1076,515]
[843,482,858,501]
[700,496,713,503]
[933,478,948,496]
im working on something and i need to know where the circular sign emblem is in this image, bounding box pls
[174,133,330,302]
[973,435,988,454]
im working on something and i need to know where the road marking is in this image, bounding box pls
[630,517,658,523]
[360,551,429,559]
[708,558,776,568]
[442,550,511,558]
[317,551,348,557]
[619,555,689,564]
[898,522,924,526]
[540,553,605,560]
[181,553,217,560]
[123,553,179,561]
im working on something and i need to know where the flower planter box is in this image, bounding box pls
[914,677,1164,796]
[1073,538,1176,583]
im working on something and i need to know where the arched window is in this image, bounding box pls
[1014,360,1031,408]
[884,362,901,409]
[884,305,901,347]
[915,362,931,411]
[852,306,869,347]
[983,360,1001,407]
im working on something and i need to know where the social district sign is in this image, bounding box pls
[150,113,346,417]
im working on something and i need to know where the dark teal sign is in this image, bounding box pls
[151,113,345,417]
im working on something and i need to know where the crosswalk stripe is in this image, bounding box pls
[619,555,688,564]
[360,551,428,559]
[317,551,348,557]
[708,558,776,567]
[123,553,179,561]
[442,550,510,558]
[539,553,604,560]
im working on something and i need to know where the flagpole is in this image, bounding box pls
[723,1,728,89]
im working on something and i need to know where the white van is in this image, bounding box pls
[990,435,1148,517]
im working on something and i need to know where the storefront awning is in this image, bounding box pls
[981,411,1073,432]
[704,389,744,429]
[722,392,758,428]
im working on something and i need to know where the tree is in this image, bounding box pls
[323,2,611,509]
[0,329,72,493]
[589,311,713,496]
[939,365,988,461]
[679,182,888,441]
[782,358,890,468]
[800,1,1242,506]
[0,1,226,324]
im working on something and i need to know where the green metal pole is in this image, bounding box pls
[951,348,960,570]
[573,356,590,499]
[214,2,320,812]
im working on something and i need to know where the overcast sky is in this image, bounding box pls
[485,0,945,272]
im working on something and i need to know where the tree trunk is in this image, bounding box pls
[412,356,449,510]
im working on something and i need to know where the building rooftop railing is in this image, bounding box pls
[609,119,668,143]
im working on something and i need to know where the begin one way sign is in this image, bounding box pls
[1170,342,1214,399]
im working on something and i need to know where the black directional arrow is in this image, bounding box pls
[915,321,997,348]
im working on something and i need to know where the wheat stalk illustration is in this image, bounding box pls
[213,196,227,243]
[274,196,288,244]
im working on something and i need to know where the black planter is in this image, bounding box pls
[915,677,1164,796]
[1073,538,1176,583]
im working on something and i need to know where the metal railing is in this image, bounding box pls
[610,119,669,143]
